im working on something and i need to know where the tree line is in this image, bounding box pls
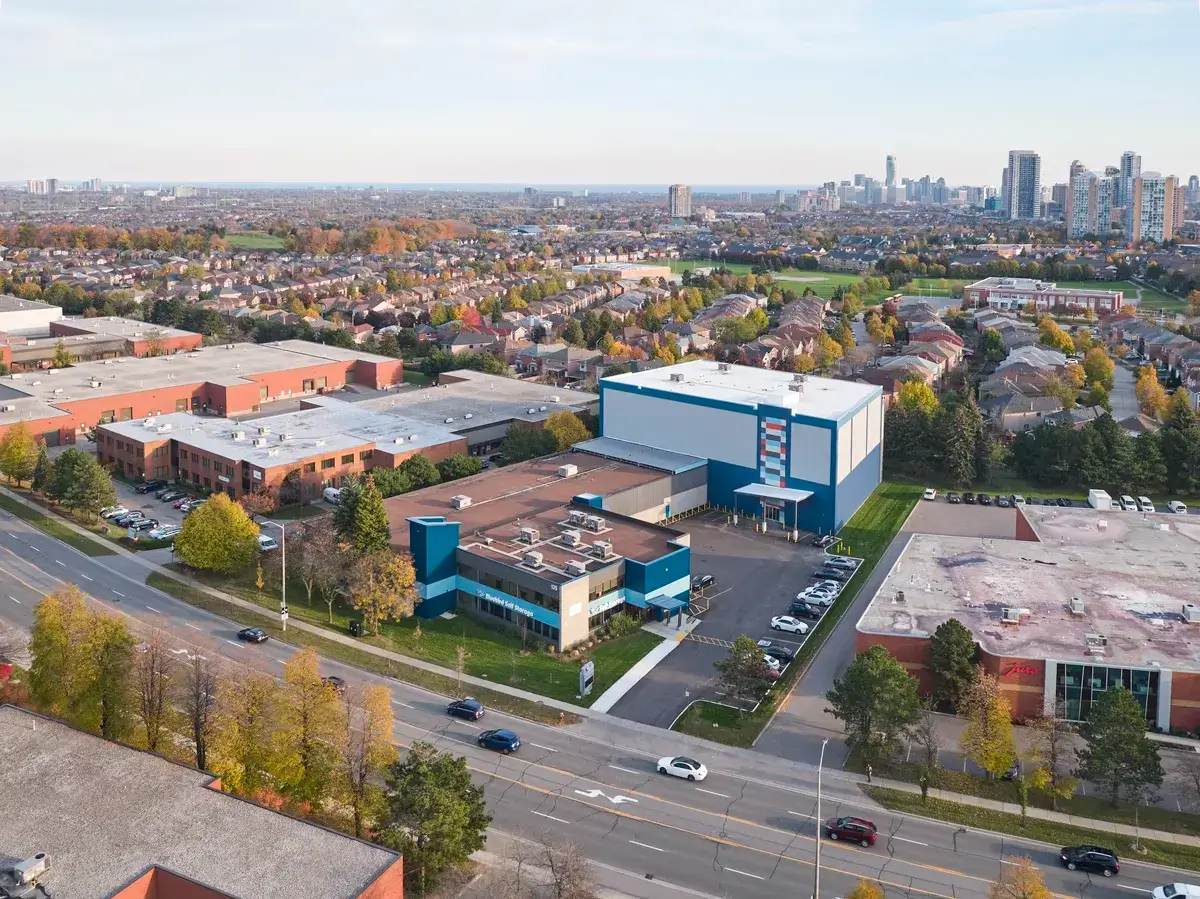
[883,384,993,487]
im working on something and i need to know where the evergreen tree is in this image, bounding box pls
[825,645,921,763]
[939,405,976,488]
[31,444,51,493]
[1077,686,1163,806]
[48,447,93,502]
[1161,389,1200,494]
[351,474,392,557]
[928,619,977,711]
[63,456,118,519]
[332,482,361,544]
[1131,431,1167,494]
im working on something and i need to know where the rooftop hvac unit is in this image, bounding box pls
[258,426,270,435]
[895,590,906,603]
[1,405,15,413]
[522,550,544,568]
[143,417,156,427]
[393,436,406,444]
[450,494,472,510]
[519,526,540,544]
[584,515,606,532]
[568,509,587,526]
[558,463,578,478]
[1184,604,1200,624]
[717,362,732,371]
[793,373,808,383]
[10,853,50,887]
[789,381,804,394]
[1000,607,1027,624]
[280,432,292,441]
[1069,597,1086,616]
[564,559,588,577]
[9,373,20,379]
[591,540,614,559]
[669,372,685,382]
[561,529,582,547]
[231,430,246,441]
[1085,633,1108,654]
[156,424,172,433]
[252,437,268,447]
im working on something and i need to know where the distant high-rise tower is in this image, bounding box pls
[46,178,59,195]
[668,184,692,218]
[737,191,750,203]
[1118,150,1141,210]
[1188,175,1199,204]
[885,155,896,188]
[1129,172,1177,243]
[1005,150,1042,219]
[1067,171,1114,239]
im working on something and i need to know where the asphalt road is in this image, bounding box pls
[0,507,1188,899]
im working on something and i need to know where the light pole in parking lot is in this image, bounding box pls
[812,738,827,899]
[261,519,288,631]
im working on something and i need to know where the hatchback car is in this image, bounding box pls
[148,524,182,540]
[237,627,268,644]
[813,567,851,582]
[788,601,824,620]
[101,506,129,520]
[922,488,937,501]
[1060,845,1119,877]
[825,816,878,847]
[690,573,715,592]
[947,492,961,504]
[657,756,707,781]
[478,729,521,754]
[770,616,809,636]
[447,697,485,720]
[978,493,992,506]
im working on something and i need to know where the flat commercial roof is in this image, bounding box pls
[0,705,400,899]
[0,294,59,315]
[348,369,598,432]
[860,506,1200,672]
[603,360,880,421]
[54,315,197,342]
[386,451,680,578]
[573,436,706,474]
[100,398,461,466]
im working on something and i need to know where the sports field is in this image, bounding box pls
[227,231,286,250]
[668,260,886,300]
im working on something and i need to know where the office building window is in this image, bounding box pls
[225,464,234,476]
[191,452,199,463]
[259,386,269,401]
[303,379,315,392]
[317,377,327,389]
[203,478,211,489]
[341,454,354,465]
[1056,664,1159,726]
[116,441,124,451]
[321,458,335,470]
[359,450,373,461]
[100,411,115,424]
[304,462,316,473]
[202,458,210,469]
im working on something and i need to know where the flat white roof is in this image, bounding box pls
[602,360,879,421]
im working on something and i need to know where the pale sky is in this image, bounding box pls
[2,0,1196,187]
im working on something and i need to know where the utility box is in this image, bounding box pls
[348,620,364,637]
[1088,489,1112,511]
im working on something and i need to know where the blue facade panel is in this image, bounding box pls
[624,545,692,608]
[409,516,461,619]
[834,442,882,531]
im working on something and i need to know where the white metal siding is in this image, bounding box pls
[850,408,868,468]
[789,422,831,486]
[0,305,63,336]
[865,397,882,454]
[836,422,852,483]
[602,389,757,470]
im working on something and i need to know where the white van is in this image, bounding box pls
[1152,885,1200,899]
[1137,496,1155,513]
[323,486,343,504]
[1120,494,1138,511]
[257,534,279,551]
[1169,500,1188,514]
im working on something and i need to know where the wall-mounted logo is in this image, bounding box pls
[1004,663,1039,677]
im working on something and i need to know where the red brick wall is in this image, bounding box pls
[1014,507,1040,542]
[357,858,404,899]
[114,868,232,899]
[96,429,171,481]
[373,437,468,469]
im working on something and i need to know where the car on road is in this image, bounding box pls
[257,534,279,551]
[657,756,707,781]
[922,488,937,501]
[147,524,182,540]
[158,489,186,502]
[761,642,797,662]
[136,479,169,494]
[769,616,809,636]
[322,675,347,694]
[947,491,961,504]
[813,567,851,582]
[101,506,129,520]
[1060,845,1119,877]
[128,518,159,531]
[822,556,860,571]
[447,697,485,720]
[824,816,878,847]
[237,627,268,644]
[810,534,839,548]
[690,573,715,592]
[978,493,992,506]
[115,511,146,526]
[323,486,343,504]
[788,600,824,620]
[478,729,521,754]
[962,492,976,504]
[1152,884,1200,899]
[1169,501,1189,514]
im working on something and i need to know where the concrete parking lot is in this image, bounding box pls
[607,510,856,729]
[106,479,198,529]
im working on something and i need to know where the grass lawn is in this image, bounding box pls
[227,232,286,250]
[865,786,1200,873]
[164,563,659,707]
[265,505,328,522]
[908,278,968,298]
[402,369,432,386]
[667,260,872,299]
[145,572,581,726]
[673,481,923,747]
[0,492,115,556]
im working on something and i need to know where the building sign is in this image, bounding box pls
[252,470,263,480]
[588,593,623,617]
[218,475,230,484]
[477,588,520,614]
[1004,664,1039,677]
[579,660,595,697]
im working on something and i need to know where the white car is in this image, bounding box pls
[257,534,279,551]
[657,756,708,782]
[1168,501,1188,514]
[147,524,182,540]
[102,506,129,520]
[923,488,937,501]
[762,654,781,671]
[770,616,810,635]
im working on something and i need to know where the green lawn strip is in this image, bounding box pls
[672,482,923,748]
[887,472,1089,503]
[263,505,328,521]
[849,754,1200,838]
[0,492,115,557]
[402,369,432,386]
[226,232,286,250]
[161,563,658,707]
[864,786,1200,872]
[144,571,580,726]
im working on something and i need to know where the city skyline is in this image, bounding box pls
[4,0,1196,184]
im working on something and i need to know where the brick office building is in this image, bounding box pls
[0,340,403,446]
[857,506,1200,731]
[97,398,464,499]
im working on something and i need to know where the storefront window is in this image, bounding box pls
[1055,663,1159,727]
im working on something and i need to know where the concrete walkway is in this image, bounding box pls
[590,615,698,713]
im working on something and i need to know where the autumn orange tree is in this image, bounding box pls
[988,856,1051,899]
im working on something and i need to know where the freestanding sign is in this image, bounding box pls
[579,660,595,697]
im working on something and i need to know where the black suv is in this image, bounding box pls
[962,492,976,504]
[136,479,168,494]
[1060,845,1119,877]
[788,601,824,620]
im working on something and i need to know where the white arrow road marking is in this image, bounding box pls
[574,789,637,805]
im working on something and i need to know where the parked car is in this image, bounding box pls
[762,642,797,662]
[995,496,1010,508]
[323,486,343,504]
[1138,496,1155,513]
[1168,501,1189,514]
[128,518,159,531]
[977,493,992,506]
[237,627,268,644]
[173,497,194,509]
[1057,497,1073,507]
[478,729,521,754]
[810,534,839,548]
[824,816,878,847]
[447,698,485,721]
[813,567,851,582]
[761,653,781,671]
[322,675,347,695]
[947,492,961,504]
[136,479,168,494]
[1119,494,1137,511]
[657,756,707,781]
[115,511,145,526]
[257,534,279,551]
[769,616,809,636]
[147,525,182,540]
[823,556,860,571]
[101,506,129,520]
[788,601,824,620]
[155,487,178,500]
[962,492,976,504]
[922,488,937,501]
[158,489,185,502]
[1060,845,1119,877]
[690,573,715,592]
[1010,494,1026,507]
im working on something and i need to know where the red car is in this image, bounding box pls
[824,816,878,847]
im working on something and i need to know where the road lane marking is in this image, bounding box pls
[1114,888,1151,894]
[29,545,41,552]
[695,788,729,798]
[54,559,65,566]
[145,606,162,613]
[724,868,763,881]
[80,574,92,581]
[531,811,570,824]
[184,623,202,631]
[390,700,413,708]
[8,596,20,604]
[787,810,815,819]
[629,840,663,852]
[891,837,928,846]
[530,743,558,752]
[608,765,642,775]
[225,641,241,648]
[113,590,125,598]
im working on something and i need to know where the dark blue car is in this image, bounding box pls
[478,729,520,754]
[447,698,484,721]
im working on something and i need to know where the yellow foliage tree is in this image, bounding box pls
[959,670,1017,777]
[338,684,397,837]
[988,856,1051,899]
[896,380,939,415]
[280,648,344,808]
[1135,365,1169,418]
[543,410,591,451]
[0,420,39,485]
[847,880,886,899]
[210,670,287,798]
[174,494,260,573]
[349,550,416,636]
[815,332,843,369]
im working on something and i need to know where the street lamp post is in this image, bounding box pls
[813,738,828,899]
[262,519,288,631]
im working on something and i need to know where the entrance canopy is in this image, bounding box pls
[647,595,689,614]
[734,483,814,505]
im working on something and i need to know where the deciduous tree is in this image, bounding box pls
[543,411,591,451]
[133,630,174,752]
[348,550,416,636]
[0,420,39,485]
[1027,711,1078,811]
[29,585,96,724]
[280,648,343,807]
[959,670,1017,777]
[847,880,886,899]
[210,669,286,798]
[398,454,441,491]
[180,651,219,771]
[338,684,397,837]
[1134,365,1169,418]
[896,380,939,414]
[988,856,1051,899]
[1082,347,1114,389]
[1076,685,1162,807]
[174,493,260,573]
[435,453,482,482]
[825,645,921,763]
[714,635,771,712]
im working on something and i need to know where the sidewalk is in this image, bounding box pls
[590,615,698,713]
